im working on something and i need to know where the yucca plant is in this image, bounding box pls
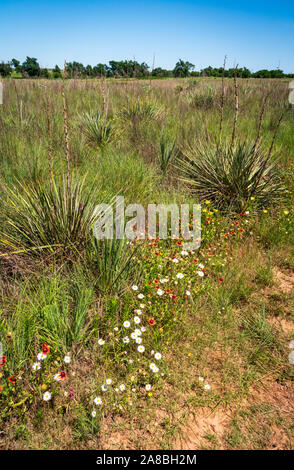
[158,133,178,177]
[86,237,141,295]
[177,141,283,212]
[185,87,214,109]
[36,276,94,352]
[80,110,118,149]
[1,176,96,256]
[120,97,164,123]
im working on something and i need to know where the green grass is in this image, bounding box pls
[0,77,293,450]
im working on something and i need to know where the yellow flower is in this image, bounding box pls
[41,384,47,391]
[263,210,268,214]
[205,200,211,205]
[188,352,192,357]
[148,392,153,397]
[284,210,289,215]
[250,197,255,201]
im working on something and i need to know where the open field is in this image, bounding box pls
[0,77,293,450]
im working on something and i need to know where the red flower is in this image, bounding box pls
[9,376,16,384]
[148,318,156,326]
[0,356,7,366]
[176,241,182,246]
[59,371,66,380]
[42,342,50,354]
[218,278,224,283]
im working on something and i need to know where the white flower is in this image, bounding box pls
[139,304,145,308]
[43,391,51,401]
[123,336,130,343]
[186,290,191,296]
[172,258,179,263]
[135,337,142,344]
[133,316,141,324]
[157,289,164,296]
[197,271,204,277]
[32,362,41,371]
[154,352,162,360]
[114,327,119,331]
[101,384,109,392]
[150,362,156,370]
[145,384,152,391]
[64,355,71,364]
[119,384,125,391]
[198,376,205,382]
[152,365,159,373]
[91,410,96,417]
[181,250,188,256]
[134,328,142,336]
[138,293,144,299]
[137,345,145,353]
[37,352,47,361]
[98,338,105,345]
[151,350,154,355]
[204,384,211,390]
[54,373,62,382]
[131,285,138,291]
[131,332,137,340]
[134,309,142,315]
[141,326,146,332]
[123,321,131,328]
[198,263,204,269]
[176,273,184,279]
[94,396,102,405]
[106,378,112,385]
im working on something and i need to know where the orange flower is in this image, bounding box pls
[9,376,16,384]
[148,318,156,326]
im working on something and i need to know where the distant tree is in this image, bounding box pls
[20,57,40,77]
[0,61,12,77]
[11,58,20,72]
[53,65,62,78]
[152,67,169,77]
[66,61,85,78]
[173,59,194,77]
[92,63,109,77]
[40,68,49,78]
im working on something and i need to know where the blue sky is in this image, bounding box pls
[1,0,294,72]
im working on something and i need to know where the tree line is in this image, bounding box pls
[0,57,293,79]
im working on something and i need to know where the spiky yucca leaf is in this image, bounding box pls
[158,134,178,176]
[80,110,118,149]
[1,177,96,256]
[120,98,164,123]
[87,237,141,295]
[177,142,283,212]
